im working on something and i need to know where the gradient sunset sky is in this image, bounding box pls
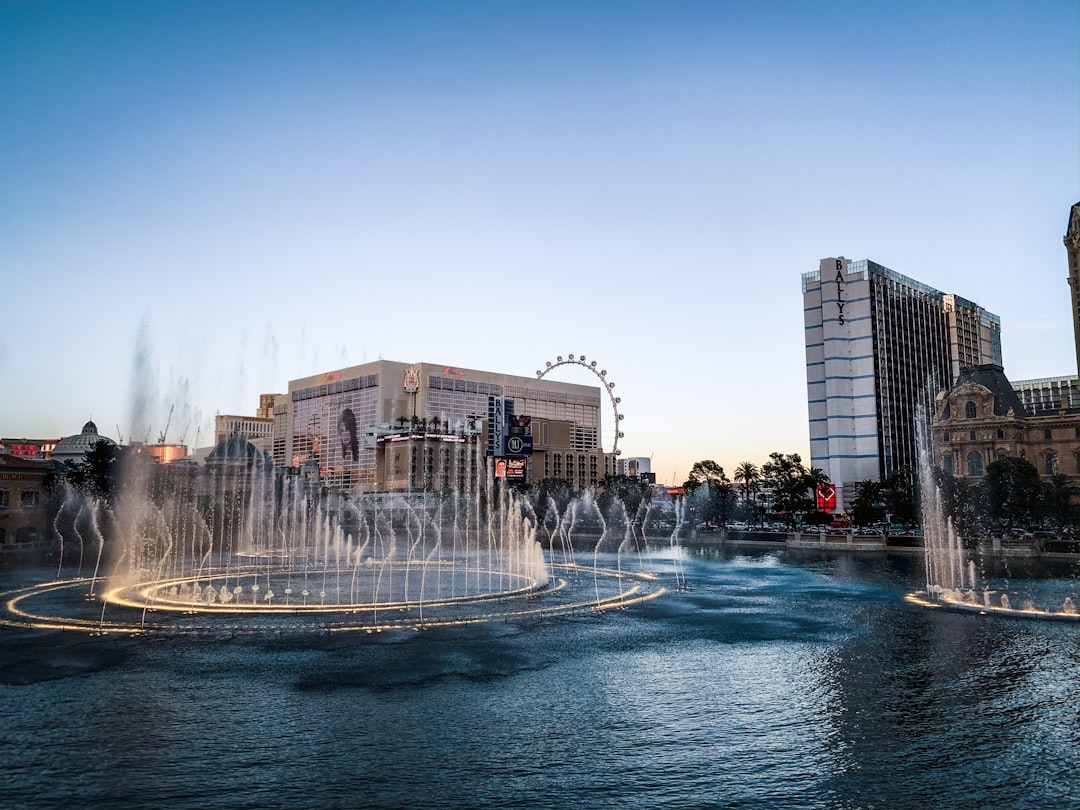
[2,0,1078,483]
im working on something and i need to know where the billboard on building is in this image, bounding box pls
[291,374,379,486]
[494,457,527,480]
[506,414,533,456]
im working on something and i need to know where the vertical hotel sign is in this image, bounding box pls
[834,259,845,325]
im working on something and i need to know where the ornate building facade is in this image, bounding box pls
[931,365,1080,482]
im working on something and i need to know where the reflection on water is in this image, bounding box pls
[1,549,1077,810]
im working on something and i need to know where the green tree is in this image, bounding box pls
[529,477,576,524]
[1043,473,1078,527]
[760,452,823,528]
[64,440,123,502]
[682,460,735,527]
[734,460,760,522]
[882,466,917,527]
[985,456,1044,528]
[849,479,883,527]
[598,474,652,520]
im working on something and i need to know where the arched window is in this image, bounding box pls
[943,431,950,442]
[1044,429,1053,441]
[942,454,953,475]
[967,451,984,477]
[1045,453,1057,475]
[965,401,977,419]
[997,428,1004,439]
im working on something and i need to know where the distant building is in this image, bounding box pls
[51,420,116,466]
[0,438,58,458]
[616,456,655,484]
[803,258,1001,508]
[1011,375,1080,415]
[215,393,279,456]
[932,364,1080,482]
[277,360,613,492]
[0,453,58,555]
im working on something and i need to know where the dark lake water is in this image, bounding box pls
[2,547,1078,810]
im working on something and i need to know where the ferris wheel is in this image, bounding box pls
[536,354,624,456]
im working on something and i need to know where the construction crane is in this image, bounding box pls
[158,405,174,444]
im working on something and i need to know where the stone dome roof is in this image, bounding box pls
[52,419,117,463]
[206,435,273,467]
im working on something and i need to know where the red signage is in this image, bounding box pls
[816,484,837,513]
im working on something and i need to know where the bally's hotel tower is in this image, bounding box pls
[803,258,1001,508]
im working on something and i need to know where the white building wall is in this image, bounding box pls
[805,258,881,506]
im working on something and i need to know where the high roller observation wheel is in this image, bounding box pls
[535,354,624,456]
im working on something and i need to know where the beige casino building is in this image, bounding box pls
[272,360,616,492]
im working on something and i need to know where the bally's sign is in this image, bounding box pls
[833,259,846,325]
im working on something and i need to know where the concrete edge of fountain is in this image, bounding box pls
[905,591,1080,623]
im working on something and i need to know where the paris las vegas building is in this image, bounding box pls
[266,359,616,493]
[803,257,1002,509]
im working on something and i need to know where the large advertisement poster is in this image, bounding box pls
[494,457,527,481]
[292,383,379,487]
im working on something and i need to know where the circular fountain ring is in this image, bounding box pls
[1,562,666,636]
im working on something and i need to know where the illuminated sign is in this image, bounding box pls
[488,396,506,456]
[442,366,465,377]
[494,457,527,480]
[816,483,837,513]
[325,372,341,381]
[506,415,532,456]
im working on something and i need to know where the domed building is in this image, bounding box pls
[204,434,274,470]
[201,434,276,550]
[932,364,1080,480]
[51,420,117,466]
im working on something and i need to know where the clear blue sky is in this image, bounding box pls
[2,0,1078,484]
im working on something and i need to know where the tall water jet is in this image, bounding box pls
[916,401,974,600]
[913,401,1079,621]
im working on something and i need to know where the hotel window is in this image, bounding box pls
[20,489,38,507]
[969,431,976,441]
[967,451,983,477]
[942,454,953,475]
[0,488,7,507]
[965,401,977,419]
[1044,429,1052,441]
[997,428,1004,439]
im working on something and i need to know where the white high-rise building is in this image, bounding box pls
[803,257,1001,508]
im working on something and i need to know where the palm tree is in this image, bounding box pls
[733,461,760,504]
